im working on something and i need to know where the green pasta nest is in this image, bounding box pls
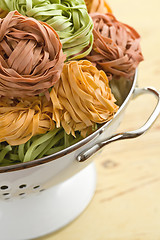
[0,128,83,165]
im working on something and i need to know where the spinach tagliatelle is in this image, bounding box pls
[0,0,93,60]
[0,128,83,166]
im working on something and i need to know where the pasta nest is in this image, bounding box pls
[0,0,94,60]
[50,60,118,137]
[87,13,144,79]
[0,11,65,98]
[0,96,55,145]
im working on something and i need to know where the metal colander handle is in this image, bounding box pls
[77,87,160,162]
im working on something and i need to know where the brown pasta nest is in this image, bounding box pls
[87,13,144,79]
[0,11,65,98]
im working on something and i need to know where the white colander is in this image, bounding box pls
[0,71,160,240]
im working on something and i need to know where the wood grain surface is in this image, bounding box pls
[40,0,160,239]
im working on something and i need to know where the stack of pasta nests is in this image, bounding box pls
[0,0,143,164]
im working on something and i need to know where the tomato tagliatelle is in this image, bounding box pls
[50,60,119,137]
[0,11,65,98]
[0,0,94,60]
[87,13,144,79]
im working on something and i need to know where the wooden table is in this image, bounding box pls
[41,0,160,239]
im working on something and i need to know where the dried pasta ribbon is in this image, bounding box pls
[0,96,55,145]
[0,0,94,60]
[85,0,112,14]
[87,13,144,79]
[50,60,118,137]
[0,11,65,98]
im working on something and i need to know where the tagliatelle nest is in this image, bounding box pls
[0,0,94,60]
[50,60,118,137]
[85,0,112,14]
[0,96,55,146]
[0,11,65,98]
[87,13,144,79]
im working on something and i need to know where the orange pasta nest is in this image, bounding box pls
[87,13,144,79]
[50,60,118,137]
[0,11,65,98]
[0,96,55,145]
[85,0,112,14]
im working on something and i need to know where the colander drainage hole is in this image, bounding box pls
[0,185,9,190]
[19,193,25,196]
[33,185,40,189]
[19,184,27,189]
[39,189,45,192]
[2,193,10,196]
